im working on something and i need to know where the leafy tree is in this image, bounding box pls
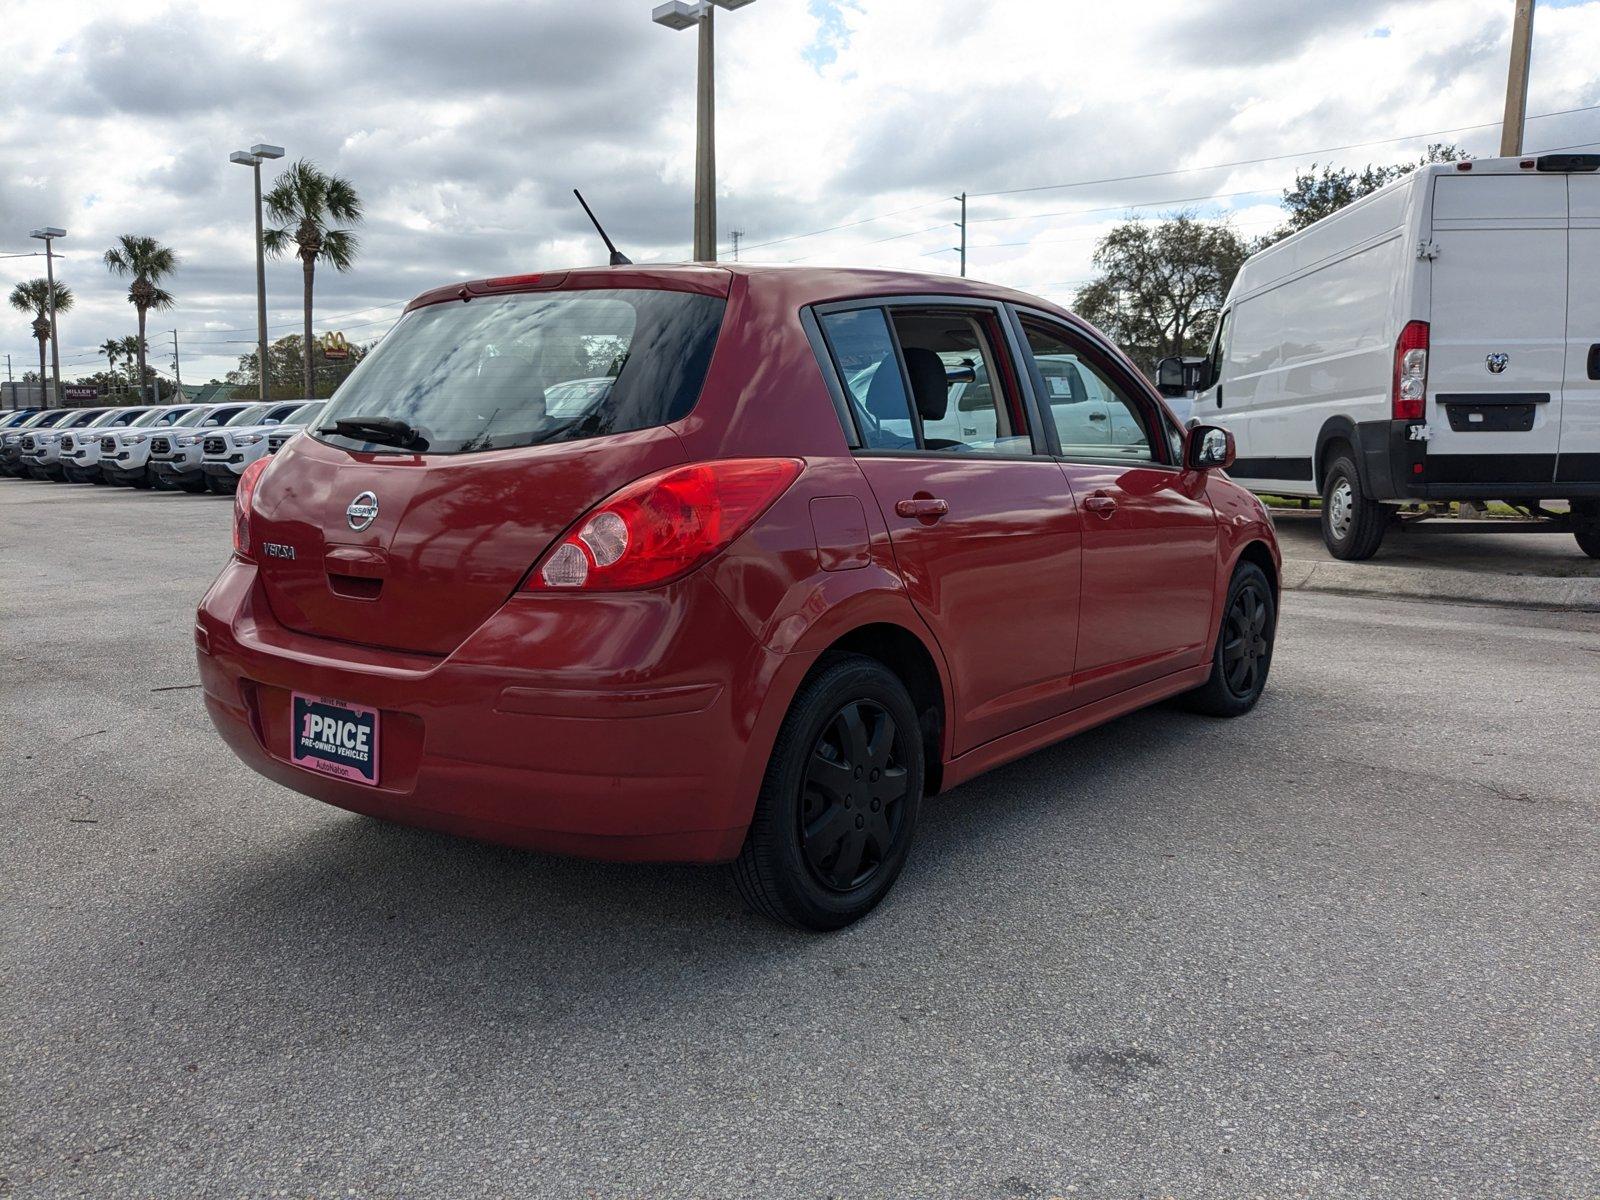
[8,278,75,402]
[1263,143,1467,245]
[262,160,364,400]
[103,235,179,402]
[1073,212,1249,372]
[226,334,369,399]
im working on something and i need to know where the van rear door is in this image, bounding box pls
[1558,170,1600,486]
[1426,172,1567,487]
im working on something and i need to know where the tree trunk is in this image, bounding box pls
[136,305,149,403]
[37,337,48,405]
[302,253,316,400]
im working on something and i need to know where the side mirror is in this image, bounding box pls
[1185,423,1235,471]
[1156,356,1213,397]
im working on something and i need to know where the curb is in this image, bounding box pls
[1281,558,1600,613]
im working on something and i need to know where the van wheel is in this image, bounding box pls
[1576,530,1600,559]
[1181,561,1276,718]
[1321,454,1387,560]
[733,655,923,931]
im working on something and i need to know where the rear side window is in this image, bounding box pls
[818,308,915,450]
[317,288,726,455]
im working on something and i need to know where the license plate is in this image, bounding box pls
[290,693,380,785]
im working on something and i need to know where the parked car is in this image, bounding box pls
[265,402,327,456]
[201,400,318,492]
[0,408,42,430]
[1,410,74,477]
[99,404,205,487]
[148,402,262,492]
[198,264,1279,931]
[1158,152,1600,559]
[61,407,155,482]
[19,408,110,479]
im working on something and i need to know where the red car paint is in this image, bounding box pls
[197,264,1279,862]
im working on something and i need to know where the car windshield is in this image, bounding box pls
[224,404,272,427]
[129,409,169,428]
[63,410,105,427]
[315,288,725,455]
[282,402,325,427]
[83,409,124,427]
[31,410,71,428]
[172,407,212,427]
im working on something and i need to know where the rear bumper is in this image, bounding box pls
[196,559,795,863]
[1356,421,1600,500]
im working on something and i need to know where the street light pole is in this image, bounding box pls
[231,143,284,401]
[1499,0,1535,157]
[652,1,757,263]
[29,227,65,407]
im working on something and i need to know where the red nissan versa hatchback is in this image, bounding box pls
[197,264,1280,930]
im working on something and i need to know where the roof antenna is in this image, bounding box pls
[573,189,632,266]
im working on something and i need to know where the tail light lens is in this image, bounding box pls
[1393,320,1429,421]
[524,458,804,592]
[233,457,271,560]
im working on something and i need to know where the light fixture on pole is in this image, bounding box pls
[651,0,757,263]
[231,142,285,400]
[28,227,66,407]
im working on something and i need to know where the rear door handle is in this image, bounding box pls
[1083,493,1117,516]
[1588,343,1599,381]
[895,497,949,520]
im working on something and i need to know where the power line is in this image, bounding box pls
[177,297,408,337]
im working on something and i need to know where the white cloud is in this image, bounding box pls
[1,0,1596,383]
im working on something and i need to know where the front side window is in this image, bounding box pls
[316,288,725,455]
[1022,321,1156,463]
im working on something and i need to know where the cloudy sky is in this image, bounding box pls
[3,0,1597,386]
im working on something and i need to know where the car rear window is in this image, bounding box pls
[313,288,725,455]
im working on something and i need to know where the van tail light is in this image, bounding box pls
[524,458,804,592]
[233,457,271,560]
[1393,320,1429,421]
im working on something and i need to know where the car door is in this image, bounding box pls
[1559,169,1600,484]
[1015,312,1219,706]
[814,301,1083,754]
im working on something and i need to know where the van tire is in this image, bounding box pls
[733,654,923,932]
[1576,530,1600,559]
[1321,453,1387,560]
[1180,561,1276,718]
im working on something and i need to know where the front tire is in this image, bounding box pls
[1320,453,1388,560]
[1577,530,1600,560]
[733,655,923,931]
[1181,561,1277,718]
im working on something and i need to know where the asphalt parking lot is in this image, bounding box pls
[3,479,1598,1199]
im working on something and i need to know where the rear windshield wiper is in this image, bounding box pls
[323,415,428,450]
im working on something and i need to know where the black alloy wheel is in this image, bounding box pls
[1221,578,1271,699]
[799,699,909,892]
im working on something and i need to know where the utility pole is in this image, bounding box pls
[955,192,968,278]
[1500,0,1535,157]
[170,329,183,396]
[653,2,758,263]
[231,143,284,400]
[731,229,744,261]
[29,227,65,406]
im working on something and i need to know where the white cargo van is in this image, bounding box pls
[1158,152,1599,559]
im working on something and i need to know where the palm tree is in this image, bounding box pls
[8,279,75,403]
[103,235,178,403]
[263,160,363,399]
[100,338,121,380]
[118,336,146,390]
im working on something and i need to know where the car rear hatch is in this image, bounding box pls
[250,278,728,656]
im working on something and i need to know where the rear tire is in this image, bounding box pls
[733,655,923,931]
[1577,530,1600,559]
[1320,453,1387,560]
[1181,561,1276,718]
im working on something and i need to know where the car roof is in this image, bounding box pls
[404,263,1066,318]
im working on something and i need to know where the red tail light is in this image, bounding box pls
[233,457,271,560]
[1393,320,1429,421]
[524,458,804,591]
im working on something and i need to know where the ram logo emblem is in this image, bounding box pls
[1485,352,1509,374]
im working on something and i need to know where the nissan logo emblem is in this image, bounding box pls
[346,491,379,531]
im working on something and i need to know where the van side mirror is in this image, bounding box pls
[1156,356,1212,397]
[1185,424,1235,471]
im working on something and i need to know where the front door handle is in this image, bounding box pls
[1216,385,1224,409]
[1083,493,1117,517]
[1588,343,1599,381]
[895,497,949,520]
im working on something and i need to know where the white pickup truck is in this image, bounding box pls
[199,400,318,492]
[20,408,111,479]
[99,405,205,487]
[147,402,271,492]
